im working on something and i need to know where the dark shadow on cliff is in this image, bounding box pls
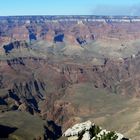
[54,34,64,43]
[0,97,7,105]
[0,125,17,138]
[44,120,62,140]
[8,89,20,102]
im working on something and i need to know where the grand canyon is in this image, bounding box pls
[0,16,140,140]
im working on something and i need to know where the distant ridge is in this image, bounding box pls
[0,15,140,19]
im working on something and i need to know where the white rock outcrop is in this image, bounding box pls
[81,131,91,140]
[116,133,124,140]
[63,121,129,140]
[63,121,93,137]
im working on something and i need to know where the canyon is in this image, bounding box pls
[0,16,140,139]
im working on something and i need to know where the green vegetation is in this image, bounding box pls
[93,125,102,136]
[93,131,118,140]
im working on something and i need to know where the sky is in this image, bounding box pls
[0,0,140,16]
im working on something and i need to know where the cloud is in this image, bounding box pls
[92,4,140,16]
[129,5,140,16]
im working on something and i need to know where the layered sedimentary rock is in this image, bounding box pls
[0,16,140,139]
[1,16,140,47]
[0,39,139,131]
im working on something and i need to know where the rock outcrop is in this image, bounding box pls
[62,121,129,140]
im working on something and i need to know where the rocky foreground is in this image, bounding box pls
[61,121,129,140]
[0,114,129,140]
